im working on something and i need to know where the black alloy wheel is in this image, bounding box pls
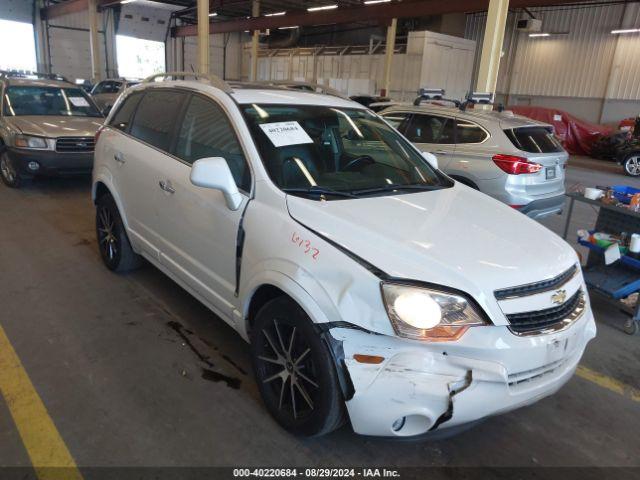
[251,297,345,436]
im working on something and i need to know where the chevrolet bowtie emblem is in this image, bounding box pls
[551,289,567,305]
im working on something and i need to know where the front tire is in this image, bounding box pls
[623,153,640,177]
[0,150,22,188]
[250,297,345,436]
[96,193,142,272]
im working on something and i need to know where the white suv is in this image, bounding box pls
[92,72,596,438]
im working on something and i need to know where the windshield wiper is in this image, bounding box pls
[282,186,358,199]
[351,183,442,196]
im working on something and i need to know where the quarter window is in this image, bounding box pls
[456,120,488,144]
[175,95,251,192]
[382,112,411,132]
[92,81,122,95]
[130,90,185,152]
[109,92,142,132]
[405,114,455,144]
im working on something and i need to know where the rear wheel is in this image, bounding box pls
[0,150,22,188]
[250,296,345,436]
[623,154,640,177]
[96,193,142,272]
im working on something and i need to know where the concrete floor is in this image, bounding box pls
[0,156,639,470]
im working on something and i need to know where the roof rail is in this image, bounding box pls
[413,88,461,108]
[0,70,69,82]
[142,71,232,93]
[267,80,349,99]
[458,91,494,111]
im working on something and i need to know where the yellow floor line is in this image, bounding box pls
[0,325,83,480]
[576,365,640,403]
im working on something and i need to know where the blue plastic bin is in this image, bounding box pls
[612,185,640,204]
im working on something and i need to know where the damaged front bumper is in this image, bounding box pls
[328,307,596,438]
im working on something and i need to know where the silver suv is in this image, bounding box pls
[380,98,568,219]
[0,71,103,188]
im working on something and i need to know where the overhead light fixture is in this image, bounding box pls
[307,4,338,11]
[529,33,550,37]
[209,12,218,17]
[279,26,299,29]
[265,11,286,16]
[364,0,391,4]
[611,28,640,34]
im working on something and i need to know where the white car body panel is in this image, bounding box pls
[92,80,596,437]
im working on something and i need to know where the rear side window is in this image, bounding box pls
[456,120,488,144]
[382,112,411,131]
[93,81,121,95]
[405,114,455,144]
[109,93,142,132]
[175,95,251,192]
[505,127,564,153]
[130,90,186,152]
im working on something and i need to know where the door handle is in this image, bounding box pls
[433,150,448,155]
[114,152,125,164]
[159,180,175,194]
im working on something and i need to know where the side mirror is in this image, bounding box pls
[101,105,112,117]
[422,151,439,170]
[190,157,243,211]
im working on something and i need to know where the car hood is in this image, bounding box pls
[286,184,577,301]
[7,116,103,138]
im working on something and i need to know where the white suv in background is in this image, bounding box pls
[92,72,595,438]
[380,93,568,219]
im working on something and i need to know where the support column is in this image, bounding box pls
[197,0,210,74]
[250,0,260,81]
[381,18,397,97]
[88,0,102,82]
[33,0,50,73]
[475,0,509,109]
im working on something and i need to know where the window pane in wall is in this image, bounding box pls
[116,35,165,79]
[0,19,36,71]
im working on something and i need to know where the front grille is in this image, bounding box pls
[506,290,585,335]
[56,137,95,153]
[494,264,577,300]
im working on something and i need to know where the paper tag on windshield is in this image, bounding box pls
[604,243,621,265]
[553,114,562,122]
[259,121,313,147]
[68,97,90,107]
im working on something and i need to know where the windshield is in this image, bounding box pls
[242,104,451,199]
[3,86,102,117]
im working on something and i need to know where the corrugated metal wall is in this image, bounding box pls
[465,2,640,101]
[182,33,243,80]
[606,2,640,100]
[245,31,475,100]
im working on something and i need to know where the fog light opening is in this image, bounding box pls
[392,417,406,432]
[27,161,40,171]
[391,414,433,436]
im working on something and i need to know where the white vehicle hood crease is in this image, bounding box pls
[286,184,577,309]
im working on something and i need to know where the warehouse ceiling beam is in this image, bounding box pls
[171,0,591,36]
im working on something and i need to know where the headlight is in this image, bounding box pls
[381,283,488,341]
[14,135,51,150]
